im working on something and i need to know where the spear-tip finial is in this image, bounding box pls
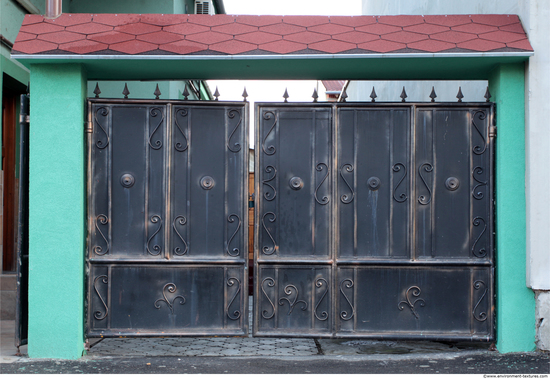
[154,84,161,100]
[370,86,377,102]
[456,86,464,102]
[213,86,220,101]
[93,82,101,98]
[122,83,130,99]
[429,86,437,102]
[312,88,319,103]
[283,88,289,103]
[484,86,492,102]
[400,86,407,102]
[182,85,189,101]
[242,87,248,102]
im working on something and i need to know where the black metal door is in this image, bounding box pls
[254,103,494,340]
[87,100,248,337]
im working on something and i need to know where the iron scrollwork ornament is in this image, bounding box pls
[279,284,308,315]
[93,275,109,320]
[93,214,110,256]
[472,166,487,200]
[473,280,488,322]
[472,110,487,155]
[418,163,433,205]
[392,163,407,203]
[147,215,163,256]
[174,108,189,152]
[314,278,329,321]
[339,279,355,321]
[226,277,241,320]
[172,216,188,255]
[398,286,426,319]
[148,108,164,150]
[154,283,186,314]
[261,277,276,319]
[94,107,109,149]
[340,164,354,204]
[263,166,277,201]
[315,163,330,205]
[472,217,487,258]
[226,214,241,257]
[261,212,277,255]
[262,111,277,155]
[227,109,242,153]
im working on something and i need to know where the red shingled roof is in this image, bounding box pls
[12,13,533,56]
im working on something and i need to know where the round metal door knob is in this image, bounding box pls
[445,177,460,191]
[289,177,304,190]
[120,173,135,188]
[200,176,215,190]
[367,176,381,191]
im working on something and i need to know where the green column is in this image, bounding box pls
[489,63,535,353]
[28,64,87,359]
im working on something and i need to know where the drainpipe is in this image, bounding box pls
[15,0,40,14]
[45,0,62,19]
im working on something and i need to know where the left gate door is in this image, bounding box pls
[87,100,248,337]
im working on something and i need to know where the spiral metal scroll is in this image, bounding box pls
[262,111,277,155]
[147,215,163,256]
[93,214,110,255]
[339,164,354,204]
[226,277,241,320]
[472,217,487,258]
[261,212,277,255]
[398,286,426,319]
[473,280,488,322]
[315,163,330,205]
[148,108,164,150]
[261,277,276,319]
[226,214,241,257]
[172,216,188,255]
[279,285,308,315]
[174,108,189,152]
[392,163,407,203]
[472,110,487,155]
[94,107,109,149]
[339,279,355,321]
[93,275,109,320]
[472,166,487,200]
[227,109,242,153]
[263,165,277,201]
[314,278,329,321]
[418,163,433,205]
[154,283,186,314]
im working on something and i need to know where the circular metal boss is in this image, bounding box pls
[367,176,381,191]
[445,177,460,191]
[289,177,304,190]
[120,173,135,188]
[200,176,215,190]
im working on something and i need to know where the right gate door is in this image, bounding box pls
[255,102,494,341]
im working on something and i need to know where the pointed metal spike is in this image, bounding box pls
[242,87,248,102]
[340,88,348,103]
[370,86,377,102]
[93,82,101,98]
[122,83,130,99]
[456,86,464,102]
[312,88,319,103]
[182,85,189,100]
[484,86,492,102]
[400,86,407,102]
[154,84,161,100]
[429,86,437,102]
[283,88,289,103]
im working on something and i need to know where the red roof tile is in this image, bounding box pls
[12,14,533,56]
[37,31,86,44]
[377,15,424,27]
[209,40,257,54]
[235,31,282,45]
[109,40,158,54]
[59,39,108,54]
[88,31,135,45]
[284,31,330,44]
[322,80,345,92]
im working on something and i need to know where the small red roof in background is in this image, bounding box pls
[322,80,345,92]
[12,13,533,56]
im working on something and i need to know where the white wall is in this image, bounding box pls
[358,0,550,290]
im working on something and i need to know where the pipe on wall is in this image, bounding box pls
[45,0,62,19]
[15,0,40,14]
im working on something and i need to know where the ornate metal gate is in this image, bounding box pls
[254,102,494,340]
[87,99,248,336]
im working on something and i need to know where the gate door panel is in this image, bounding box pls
[88,100,248,337]
[255,102,494,340]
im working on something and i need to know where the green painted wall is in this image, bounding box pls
[489,63,536,353]
[27,64,87,359]
[69,0,175,14]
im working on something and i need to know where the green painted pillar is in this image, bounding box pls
[28,64,87,359]
[489,63,536,353]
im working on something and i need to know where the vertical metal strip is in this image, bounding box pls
[389,109,394,258]
[430,109,435,258]
[311,109,316,256]
[410,106,416,260]
[469,267,474,334]
[276,109,280,258]
[224,107,229,259]
[165,104,171,260]
[254,104,261,335]
[353,110,358,257]
[107,105,113,258]
[107,265,112,330]
[353,267,357,332]
[332,103,338,337]
[145,107,150,255]
[275,267,279,330]
[243,102,250,335]
[469,109,474,258]
[224,266,228,329]
[186,108,192,256]
[311,267,315,330]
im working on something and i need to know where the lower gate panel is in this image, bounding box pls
[88,265,247,336]
[255,266,332,337]
[335,266,493,340]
